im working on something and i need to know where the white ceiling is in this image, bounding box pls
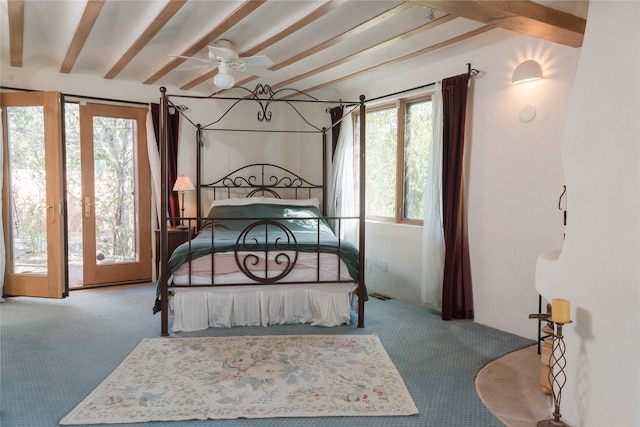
[1,0,589,97]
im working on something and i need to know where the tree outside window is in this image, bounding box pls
[356,94,433,224]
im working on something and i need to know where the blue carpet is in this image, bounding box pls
[1,284,532,426]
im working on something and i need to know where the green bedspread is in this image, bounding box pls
[153,203,360,314]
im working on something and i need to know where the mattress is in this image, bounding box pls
[172,251,354,285]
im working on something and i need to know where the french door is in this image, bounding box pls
[76,103,152,287]
[1,91,67,298]
[2,92,152,296]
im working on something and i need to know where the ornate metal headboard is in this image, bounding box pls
[200,163,322,210]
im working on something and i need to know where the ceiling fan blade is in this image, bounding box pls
[244,65,273,78]
[240,55,273,68]
[179,64,215,71]
[169,54,212,64]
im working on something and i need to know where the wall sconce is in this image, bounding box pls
[512,59,543,84]
[173,175,195,229]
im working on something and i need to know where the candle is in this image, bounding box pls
[552,298,571,323]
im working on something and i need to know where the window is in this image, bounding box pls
[356,94,433,224]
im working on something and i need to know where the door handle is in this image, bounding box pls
[47,200,55,224]
[84,196,92,219]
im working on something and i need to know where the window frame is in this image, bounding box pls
[359,92,434,225]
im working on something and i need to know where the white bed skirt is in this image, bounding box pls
[170,283,357,332]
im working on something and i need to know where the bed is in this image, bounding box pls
[155,85,366,334]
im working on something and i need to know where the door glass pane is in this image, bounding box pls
[92,116,138,264]
[6,106,48,275]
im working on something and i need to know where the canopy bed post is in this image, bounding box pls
[196,124,202,223]
[322,128,327,214]
[358,94,366,328]
[159,87,170,336]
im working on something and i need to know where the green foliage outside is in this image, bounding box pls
[90,115,136,262]
[359,98,433,221]
[6,106,48,262]
[364,107,397,218]
[404,100,433,220]
[6,104,137,271]
[64,103,82,261]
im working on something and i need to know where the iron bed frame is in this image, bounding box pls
[158,84,367,336]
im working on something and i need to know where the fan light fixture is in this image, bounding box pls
[172,39,273,90]
[214,62,235,89]
[512,60,543,84]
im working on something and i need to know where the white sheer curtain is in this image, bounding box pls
[146,109,161,280]
[329,112,358,244]
[421,82,444,309]
[146,109,161,229]
[0,108,5,301]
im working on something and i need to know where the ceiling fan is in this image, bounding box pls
[172,40,273,89]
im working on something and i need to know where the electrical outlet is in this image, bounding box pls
[381,261,388,272]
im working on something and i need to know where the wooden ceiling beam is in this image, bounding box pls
[414,0,586,47]
[7,0,25,67]
[270,14,456,91]
[271,1,416,72]
[298,24,496,95]
[104,0,188,80]
[60,0,105,73]
[241,0,346,58]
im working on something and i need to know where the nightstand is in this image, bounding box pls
[155,226,196,275]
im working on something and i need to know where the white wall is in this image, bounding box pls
[364,221,424,302]
[339,29,580,339]
[536,2,640,425]
[467,33,580,338]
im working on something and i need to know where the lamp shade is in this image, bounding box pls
[173,175,195,192]
[512,60,543,84]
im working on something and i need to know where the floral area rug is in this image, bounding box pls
[60,334,418,424]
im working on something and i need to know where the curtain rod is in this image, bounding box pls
[341,81,436,108]
[64,92,148,107]
[0,85,148,107]
[365,81,436,104]
[346,63,479,106]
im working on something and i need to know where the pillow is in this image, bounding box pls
[210,197,319,209]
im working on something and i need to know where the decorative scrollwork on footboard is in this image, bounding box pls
[234,219,299,284]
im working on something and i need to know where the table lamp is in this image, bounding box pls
[172,175,195,229]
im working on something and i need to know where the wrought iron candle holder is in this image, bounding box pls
[530,299,573,427]
[537,319,572,427]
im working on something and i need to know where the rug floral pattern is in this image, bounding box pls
[60,334,418,424]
